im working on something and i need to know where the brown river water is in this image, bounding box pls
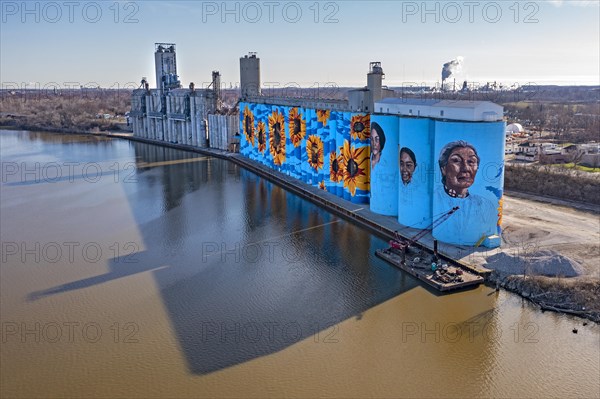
[1,130,598,398]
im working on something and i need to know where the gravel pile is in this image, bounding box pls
[485,249,584,277]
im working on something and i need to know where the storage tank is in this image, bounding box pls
[317,109,330,190]
[432,120,505,246]
[255,103,269,165]
[287,106,305,180]
[240,52,261,98]
[300,108,310,183]
[269,105,286,173]
[325,110,341,195]
[239,102,251,157]
[334,111,345,197]
[369,114,399,216]
[348,113,371,204]
[304,108,319,186]
[340,112,352,201]
[192,96,208,147]
[398,117,435,228]
[280,105,292,176]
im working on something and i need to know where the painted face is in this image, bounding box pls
[400,151,415,184]
[370,128,381,156]
[442,146,479,191]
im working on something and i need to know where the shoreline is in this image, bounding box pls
[2,125,598,323]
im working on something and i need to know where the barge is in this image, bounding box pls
[375,246,484,292]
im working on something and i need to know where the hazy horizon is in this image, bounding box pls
[2,1,599,89]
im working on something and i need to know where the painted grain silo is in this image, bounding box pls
[317,110,329,191]
[269,104,286,173]
[349,113,371,204]
[334,111,345,197]
[287,106,304,180]
[299,108,309,183]
[397,117,435,229]
[253,104,267,165]
[304,108,322,186]
[432,118,505,246]
[369,114,400,216]
[240,102,252,158]
[340,112,353,201]
[326,111,342,195]
[279,105,292,176]
[258,103,272,166]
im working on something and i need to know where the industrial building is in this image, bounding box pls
[131,43,238,151]
[131,44,506,247]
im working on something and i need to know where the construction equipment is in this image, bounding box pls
[387,206,459,255]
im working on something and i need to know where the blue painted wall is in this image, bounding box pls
[370,115,399,216]
[239,102,505,247]
[398,117,435,229]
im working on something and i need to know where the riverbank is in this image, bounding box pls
[2,126,598,323]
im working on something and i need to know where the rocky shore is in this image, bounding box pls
[488,273,600,323]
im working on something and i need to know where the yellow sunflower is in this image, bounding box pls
[350,114,370,141]
[243,105,255,146]
[257,121,266,153]
[306,135,324,171]
[319,181,326,191]
[268,109,286,165]
[340,140,369,196]
[288,107,306,147]
[317,109,331,126]
[497,196,504,227]
[329,151,343,183]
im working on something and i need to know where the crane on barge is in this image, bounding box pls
[387,206,459,256]
[377,206,484,291]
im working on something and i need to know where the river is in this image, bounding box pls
[1,130,598,398]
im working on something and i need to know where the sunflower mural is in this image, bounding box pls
[317,109,331,126]
[340,140,370,196]
[350,114,370,141]
[268,109,286,165]
[318,181,326,191]
[288,107,306,147]
[497,196,504,233]
[329,151,343,183]
[307,135,324,171]
[257,121,266,153]
[243,105,255,147]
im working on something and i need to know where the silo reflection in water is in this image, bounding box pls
[1,130,598,398]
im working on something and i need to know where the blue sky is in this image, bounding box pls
[1,1,599,89]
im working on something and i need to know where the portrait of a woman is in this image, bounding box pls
[370,122,386,170]
[399,147,417,185]
[434,140,497,245]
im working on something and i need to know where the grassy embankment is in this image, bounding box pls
[505,163,600,205]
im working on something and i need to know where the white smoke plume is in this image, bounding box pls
[441,56,464,83]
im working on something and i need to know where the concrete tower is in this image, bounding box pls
[211,70,222,110]
[240,52,261,99]
[367,62,384,108]
[155,43,181,90]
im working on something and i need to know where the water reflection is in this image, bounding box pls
[26,135,420,375]
[4,131,597,397]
